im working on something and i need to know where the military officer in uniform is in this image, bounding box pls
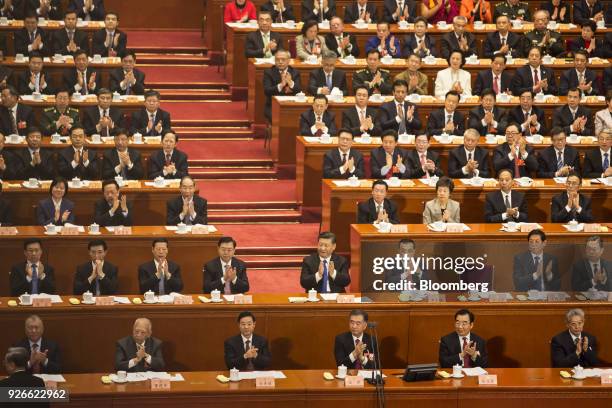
[39,89,80,136]
[353,49,393,96]
[522,10,564,57]
[493,0,530,22]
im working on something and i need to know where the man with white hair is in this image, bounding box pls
[115,317,165,372]
[551,308,598,367]
[13,315,61,374]
[440,15,476,59]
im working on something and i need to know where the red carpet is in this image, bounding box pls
[140,66,226,83]
[216,224,319,249]
[181,140,268,161]
[198,180,296,203]
[164,102,248,120]
[249,269,302,293]
[125,30,204,48]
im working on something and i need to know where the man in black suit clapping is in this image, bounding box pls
[166,176,207,226]
[73,239,119,295]
[203,236,249,294]
[244,11,283,58]
[13,315,62,374]
[323,128,365,179]
[300,231,350,293]
[439,309,488,368]
[138,238,183,295]
[551,308,598,367]
[334,309,379,369]
[224,311,271,370]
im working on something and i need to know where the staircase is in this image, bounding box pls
[128,30,318,289]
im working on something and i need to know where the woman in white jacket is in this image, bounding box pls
[434,50,472,99]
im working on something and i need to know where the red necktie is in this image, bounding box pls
[354,338,362,369]
[533,69,539,85]
[462,337,472,368]
[493,75,499,94]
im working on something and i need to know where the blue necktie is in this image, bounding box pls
[326,73,332,90]
[321,260,329,293]
[158,267,165,295]
[95,278,101,296]
[556,151,563,171]
[534,256,542,291]
[604,153,609,170]
[31,264,39,295]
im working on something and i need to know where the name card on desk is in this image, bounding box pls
[61,226,79,235]
[0,227,18,235]
[608,292,612,302]
[337,294,355,303]
[191,225,209,234]
[584,224,601,233]
[173,295,194,305]
[150,378,171,391]
[95,296,114,306]
[344,375,364,388]
[32,298,52,307]
[255,376,275,388]
[601,374,612,385]
[520,224,538,233]
[390,224,408,233]
[446,224,464,233]
[483,180,497,187]
[478,375,498,385]
[114,226,132,235]
[488,293,508,303]
[234,294,253,304]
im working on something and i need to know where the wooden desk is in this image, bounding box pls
[296,136,599,207]
[0,226,221,296]
[42,369,612,408]
[271,96,606,165]
[1,181,188,226]
[1,294,611,374]
[324,180,610,251]
[3,56,121,90]
[233,22,611,98]
[349,223,612,291]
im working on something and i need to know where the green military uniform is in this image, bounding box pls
[522,29,565,57]
[352,68,393,95]
[40,107,81,136]
[493,1,531,22]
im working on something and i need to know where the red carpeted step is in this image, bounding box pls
[163,102,249,125]
[125,30,206,52]
[181,139,270,162]
[137,54,210,65]
[189,167,276,180]
[239,255,305,268]
[159,89,232,101]
[217,224,320,254]
[209,209,301,223]
[175,128,256,140]
[141,65,228,86]
[248,268,303,293]
[198,180,296,204]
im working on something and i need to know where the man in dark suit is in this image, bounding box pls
[102,131,144,180]
[307,52,348,95]
[73,239,119,295]
[0,182,13,225]
[10,239,55,296]
[551,308,598,367]
[507,90,548,137]
[82,88,125,136]
[244,11,283,58]
[439,309,488,368]
[14,127,54,180]
[325,17,359,58]
[558,50,598,96]
[25,0,62,20]
[323,128,365,179]
[0,347,48,407]
[300,231,350,293]
[426,90,465,136]
[376,79,421,134]
[341,85,379,136]
[448,128,490,178]
[493,123,538,177]
[14,13,48,56]
[52,10,88,55]
[115,318,165,372]
[482,15,521,59]
[537,128,581,178]
[571,236,611,292]
[582,131,611,178]
[138,238,184,294]
[57,126,98,180]
[203,236,249,294]
[343,0,378,23]
[468,89,507,135]
[263,50,301,121]
[301,0,336,22]
[406,134,444,178]
[224,311,271,370]
[0,133,21,181]
[166,176,207,225]
[369,130,410,179]
[551,173,593,223]
[68,0,106,20]
[13,315,61,375]
[334,309,379,369]
[0,86,36,136]
[551,88,594,136]
[16,52,54,95]
[260,0,295,23]
[299,94,338,136]
[92,11,127,57]
[384,0,416,23]
[484,169,528,222]
[357,179,400,223]
[573,0,605,27]
[93,179,133,226]
[401,16,437,58]
[131,90,172,136]
[473,53,513,96]
[513,229,560,291]
[383,238,429,285]
[149,131,189,180]
[603,67,612,95]
[440,15,477,59]
[63,50,99,96]
[110,50,146,95]
[511,46,557,96]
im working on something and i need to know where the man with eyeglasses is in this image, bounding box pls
[571,236,610,292]
[439,309,488,368]
[493,122,538,178]
[551,308,598,367]
[537,127,580,178]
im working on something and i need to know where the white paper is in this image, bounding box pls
[31,294,62,303]
[113,296,131,304]
[303,136,320,143]
[462,367,488,376]
[357,370,386,378]
[223,295,235,302]
[238,371,287,380]
[170,373,185,381]
[34,374,66,382]
[320,293,338,301]
[288,297,308,303]
[332,180,351,187]
[164,224,217,233]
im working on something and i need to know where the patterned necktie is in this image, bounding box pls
[326,73,332,90]
[95,277,100,295]
[245,340,255,370]
[31,344,41,374]
[165,153,172,165]
[342,153,347,164]
[604,153,610,169]
[321,259,329,293]
[420,153,430,179]
[354,338,363,369]
[68,30,74,42]
[557,151,563,170]
[462,337,471,367]
[10,109,17,134]
[534,256,542,290]
[158,266,165,295]
[504,193,511,209]
[224,264,232,294]
[533,69,539,85]
[31,264,39,295]
[493,75,500,94]
[397,104,406,134]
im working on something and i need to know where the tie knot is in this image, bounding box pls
[32,344,38,350]
[323,259,328,265]
[355,338,360,345]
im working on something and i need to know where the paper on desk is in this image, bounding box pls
[462,367,487,376]
[238,371,287,380]
[254,57,275,65]
[113,296,131,304]
[34,374,66,382]
[63,223,85,232]
[288,297,308,303]
[164,224,218,233]
[320,293,338,301]
[303,136,321,143]
[223,295,235,302]
[31,294,63,303]
[357,370,387,378]
[593,178,612,186]
[553,177,568,184]
[332,180,351,187]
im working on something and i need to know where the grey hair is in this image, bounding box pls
[565,308,585,323]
